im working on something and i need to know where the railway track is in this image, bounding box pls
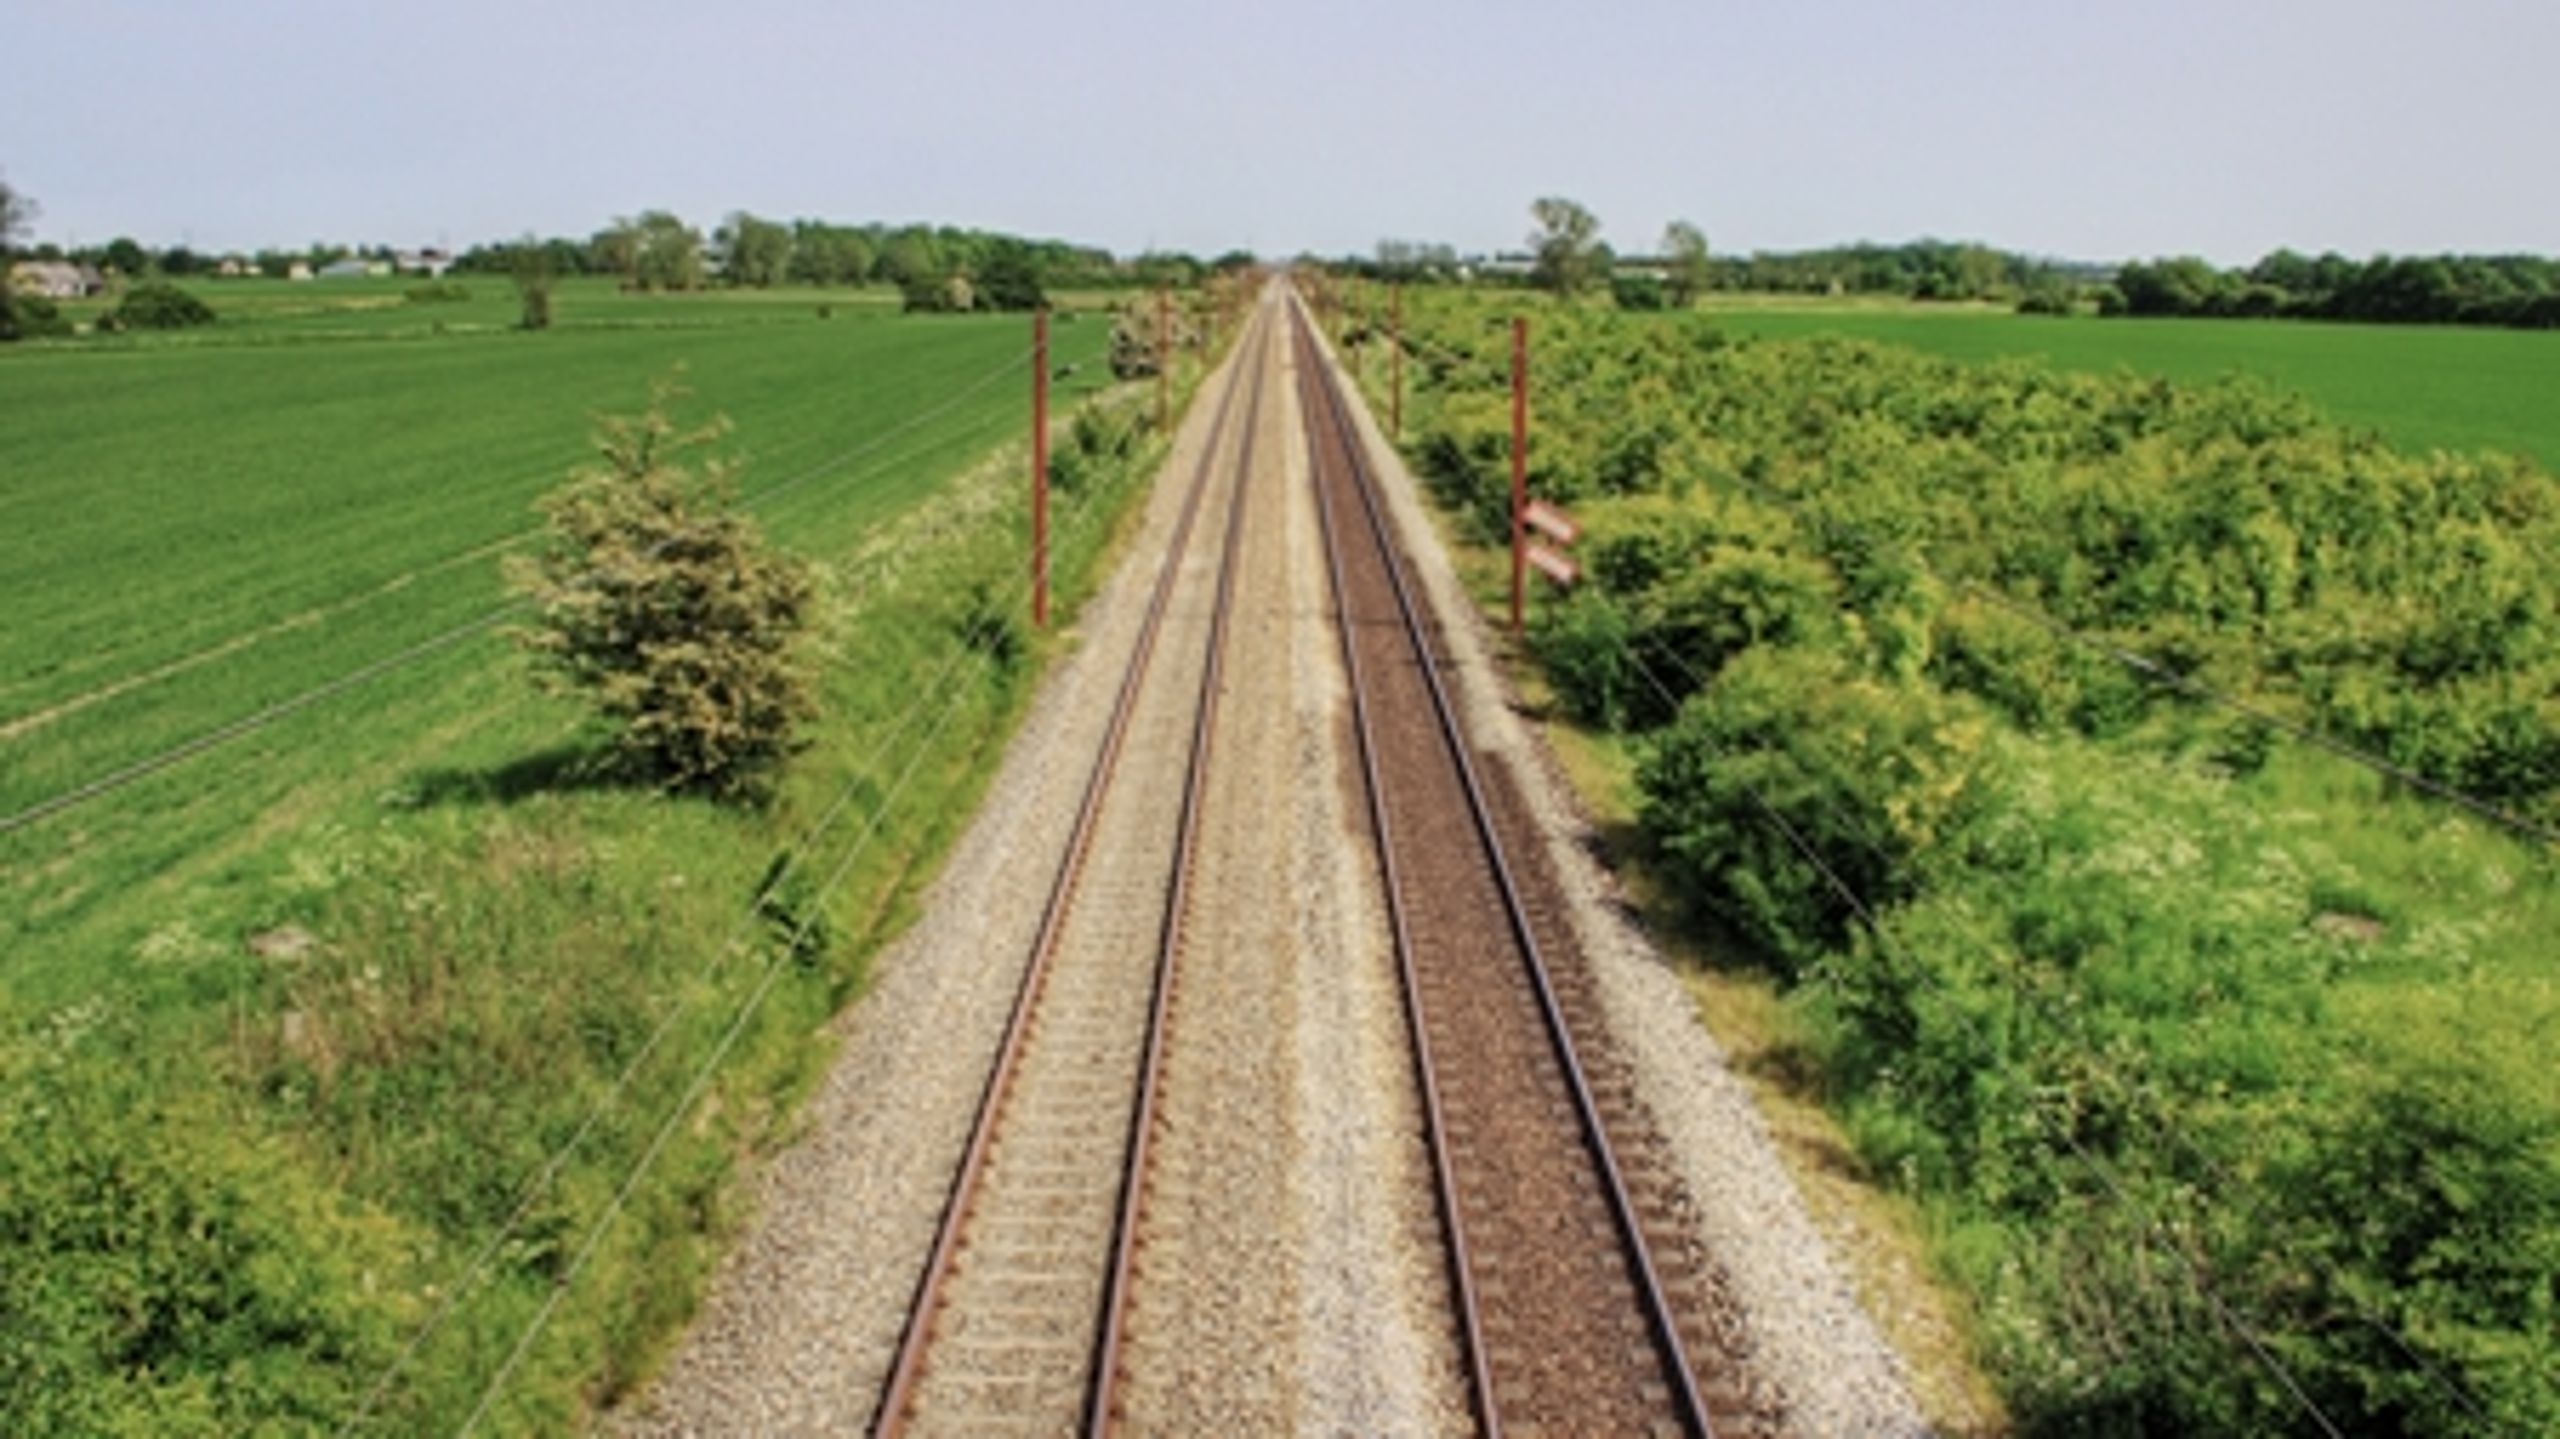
[871,298,1272,1438]
[1290,295,1728,1437]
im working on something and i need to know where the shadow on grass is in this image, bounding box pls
[406,742,635,809]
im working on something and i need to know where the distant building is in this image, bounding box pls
[287,260,314,281]
[9,260,104,298]
[316,258,387,279]
[395,248,454,278]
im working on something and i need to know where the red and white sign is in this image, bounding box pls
[1523,498,1582,547]
[1526,540,1581,587]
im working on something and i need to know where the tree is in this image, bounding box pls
[719,211,792,288]
[509,378,815,798]
[631,211,705,291]
[0,173,33,342]
[102,235,148,277]
[591,220,641,287]
[1662,220,1709,306]
[509,238,555,330]
[1528,196,1604,297]
[975,238,1044,311]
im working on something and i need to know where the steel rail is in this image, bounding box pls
[1292,306,1503,1437]
[1084,306,1271,1431]
[1289,293,1715,1437]
[871,300,1268,1437]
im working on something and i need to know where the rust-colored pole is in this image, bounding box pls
[1155,286,1170,433]
[1033,307,1050,629]
[1510,315,1527,635]
[1390,281,1403,440]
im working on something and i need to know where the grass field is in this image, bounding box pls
[0,283,1186,1431]
[1703,300,2560,466]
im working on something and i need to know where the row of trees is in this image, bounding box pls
[2111,249,2560,328]
[1341,201,2079,309]
[452,213,1178,306]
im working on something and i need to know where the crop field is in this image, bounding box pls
[0,286,1182,1430]
[1706,300,2560,467]
[5,293,1113,991]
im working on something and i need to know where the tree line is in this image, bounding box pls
[2108,249,2560,328]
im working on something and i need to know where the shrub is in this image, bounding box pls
[1611,273,1668,311]
[112,281,216,330]
[6,292,73,339]
[508,378,815,798]
[1637,648,2007,976]
[403,280,470,304]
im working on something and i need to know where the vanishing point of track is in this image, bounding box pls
[872,300,1273,1436]
[1292,296,1720,1437]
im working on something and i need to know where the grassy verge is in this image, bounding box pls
[1,302,1221,1432]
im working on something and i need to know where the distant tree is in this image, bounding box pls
[719,211,793,288]
[159,246,205,276]
[508,377,815,799]
[509,238,556,330]
[876,230,942,290]
[1661,220,1709,306]
[101,235,148,277]
[626,211,703,291]
[975,239,1045,311]
[0,173,33,341]
[591,220,641,287]
[787,221,872,286]
[1528,196,1604,297]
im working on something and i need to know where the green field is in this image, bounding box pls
[1704,300,2560,467]
[0,283,1187,1431]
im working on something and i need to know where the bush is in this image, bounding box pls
[403,280,470,304]
[112,281,216,330]
[508,378,815,798]
[1611,273,1668,311]
[1638,649,2007,976]
[5,292,73,339]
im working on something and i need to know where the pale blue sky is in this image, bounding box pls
[5,0,2554,263]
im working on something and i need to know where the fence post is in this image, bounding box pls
[1033,307,1050,630]
[1510,315,1528,636]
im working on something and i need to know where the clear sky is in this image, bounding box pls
[5,0,2555,264]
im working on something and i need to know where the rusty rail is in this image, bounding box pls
[1289,292,1715,1437]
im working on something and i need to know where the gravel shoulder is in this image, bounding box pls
[1302,319,1934,1438]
